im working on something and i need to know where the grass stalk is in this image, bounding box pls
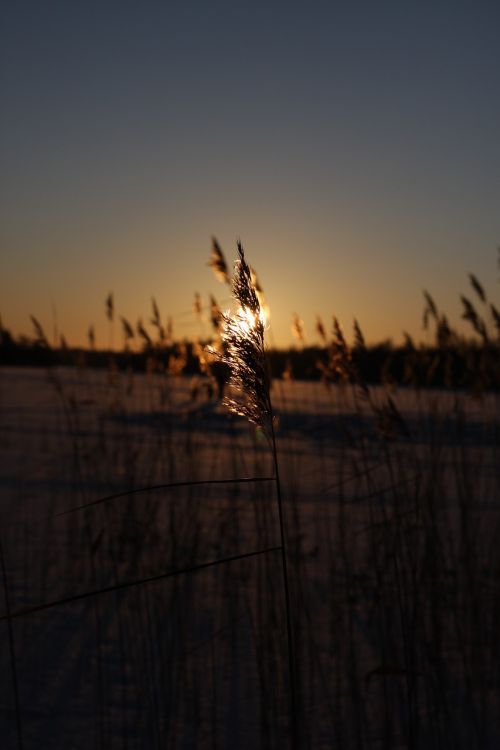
[269,411,299,750]
[0,545,282,623]
[0,535,24,750]
[56,476,275,517]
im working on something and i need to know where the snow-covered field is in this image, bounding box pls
[1,366,499,748]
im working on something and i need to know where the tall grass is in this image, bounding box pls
[0,246,499,748]
[211,242,298,746]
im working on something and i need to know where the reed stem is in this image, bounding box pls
[269,410,298,750]
[0,535,24,749]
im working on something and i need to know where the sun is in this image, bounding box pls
[235,305,267,336]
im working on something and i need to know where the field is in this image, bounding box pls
[1,361,499,749]
[3,1,500,746]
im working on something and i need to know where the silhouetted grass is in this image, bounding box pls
[0,246,499,748]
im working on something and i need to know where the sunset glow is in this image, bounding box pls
[234,305,267,337]
[1,4,500,744]
[1,2,499,349]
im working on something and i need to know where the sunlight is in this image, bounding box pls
[236,305,267,335]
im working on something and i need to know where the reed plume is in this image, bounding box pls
[422,290,438,330]
[165,316,173,344]
[212,240,298,748]
[150,297,160,327]
[214,243,271,436]
[105,292,114,322]
[291,312,305,343]
[469,273,486,303]
[150,297,165,341]
[491,303,500,337]
[315,314,327,344]
[353,318,366,349]
[120,316,135,342]
[461,295,489,342]
[208,237,231,285]
[136,318,152,349]
[193,292,202,319]
[30,315,50,348]
[209,295,222,333]
[87,324,95,350]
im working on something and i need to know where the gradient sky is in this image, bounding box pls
[2,1,499,349]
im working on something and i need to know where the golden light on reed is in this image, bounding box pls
[233,304,268,337]
[209,241,272,437]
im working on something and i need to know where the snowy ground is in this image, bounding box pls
[1,366,499,749]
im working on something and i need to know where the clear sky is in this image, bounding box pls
[2,0,499,349]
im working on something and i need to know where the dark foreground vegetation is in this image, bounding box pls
[1,245,499,749]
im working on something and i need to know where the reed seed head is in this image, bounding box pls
[208,237,231,285]
[211,242,271,436]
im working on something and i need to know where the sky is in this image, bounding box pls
[1,0,499,349]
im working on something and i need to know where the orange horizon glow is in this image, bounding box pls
[2,5,499,355]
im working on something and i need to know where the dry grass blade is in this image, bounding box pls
[0,546,282,624]
[55,476,275,516]
[0,535,24,749]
